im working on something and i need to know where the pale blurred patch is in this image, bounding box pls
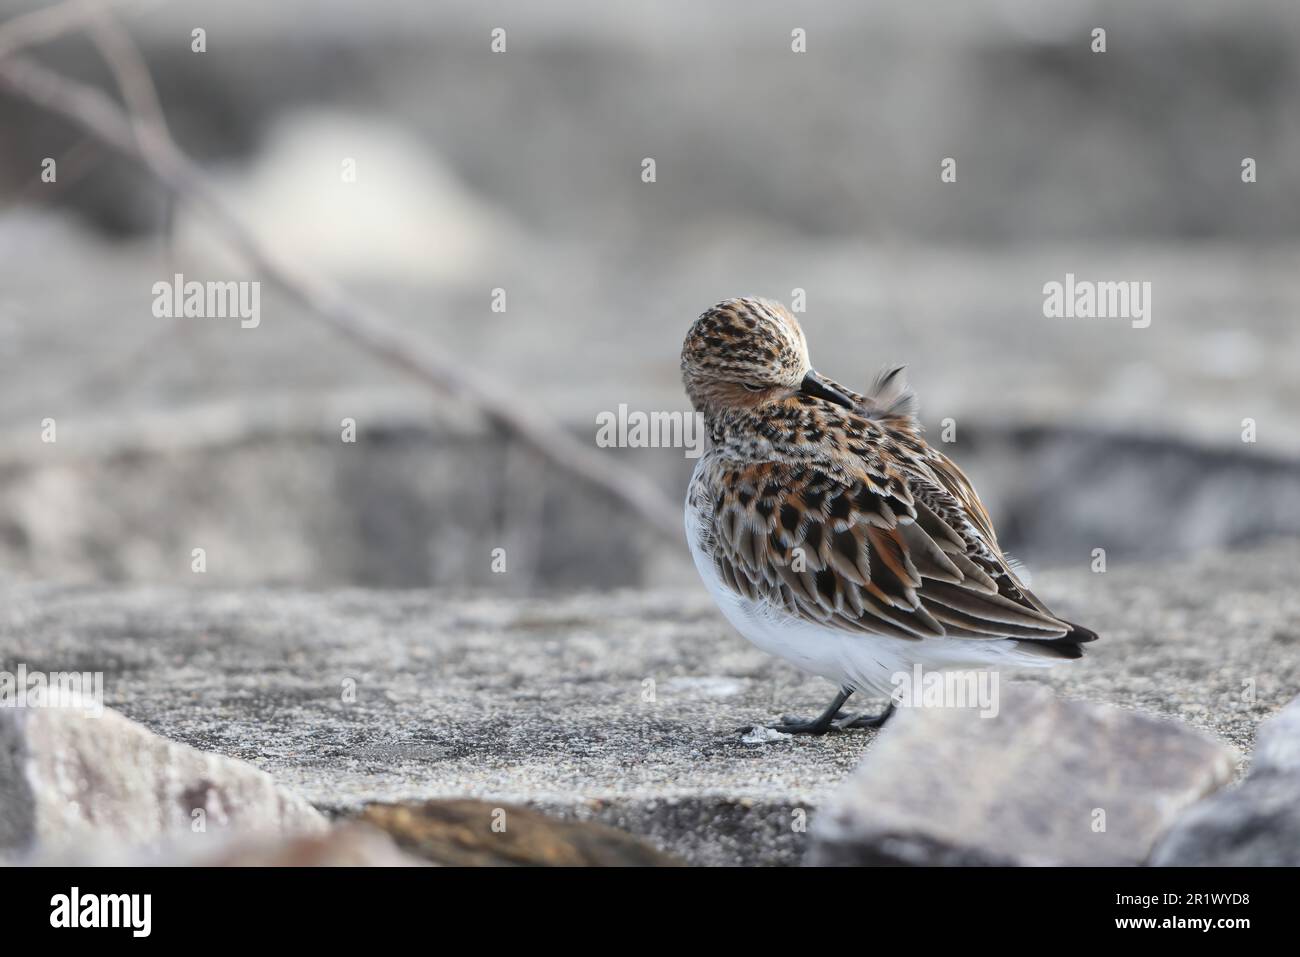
[174,110,514,283]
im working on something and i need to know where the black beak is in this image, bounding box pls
[799,371,855,410]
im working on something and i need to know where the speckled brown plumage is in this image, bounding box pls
[681,298,1097,724]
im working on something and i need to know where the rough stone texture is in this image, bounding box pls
[0,703,326,860]
[360,799,680,866]
[0,541,1294,865]
[809,686,1238,867]
[1151,695,1300,866]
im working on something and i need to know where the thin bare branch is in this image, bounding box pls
[0,0,159,60]
[85,7,180,276]
[0,53,683,541]
[86,7,168,140]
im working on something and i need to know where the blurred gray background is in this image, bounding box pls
[1,0,1298,591]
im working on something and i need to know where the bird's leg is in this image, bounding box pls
[833,702,896,730]
[761,686,854,736]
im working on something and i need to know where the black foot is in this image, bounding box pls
[734,716,838,736]
[832,703,895,730]
[736,690,895,738]
[768,712,852,736]
[737,686,856,738]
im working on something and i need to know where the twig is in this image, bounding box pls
[86,7,168,140]
[0,52,683,540]
[85,7,182,342]
[4,11,182,422]
[0,0,158,60]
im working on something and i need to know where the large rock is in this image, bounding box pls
[359,800,681,866]
[0,703,326,859]
[808,686,1238,866]
[1151,696,1300,866]
[1252,694,1300,774]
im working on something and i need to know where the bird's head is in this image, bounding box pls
[680,297,853,417]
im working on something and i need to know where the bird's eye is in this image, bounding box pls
[741,382,766,393]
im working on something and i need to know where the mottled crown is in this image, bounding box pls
[681,298,811,414]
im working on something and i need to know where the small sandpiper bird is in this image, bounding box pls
[682,297,1097,734]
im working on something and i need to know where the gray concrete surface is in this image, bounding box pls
[2,539,1296,864]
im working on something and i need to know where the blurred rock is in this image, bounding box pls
[1149,774,1300,867]
[0,703,326,859]
[19,822,423,867]
[359,799,680,866]
[1,404,1297,590]
[1150,695,1300,866]
[1252,693,1300,774]
[203,822,425,866]
[807,686,1237,866]
[0,396,674,591]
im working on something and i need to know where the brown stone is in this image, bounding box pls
[359,799,682,867]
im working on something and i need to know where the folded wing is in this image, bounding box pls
[705,456,1096,657]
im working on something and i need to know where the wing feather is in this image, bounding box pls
[702,456,1083,646]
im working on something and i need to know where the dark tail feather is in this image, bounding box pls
[1015,637,1085,660]
[1064,621,1100,643]
[1014,622,1099,660]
